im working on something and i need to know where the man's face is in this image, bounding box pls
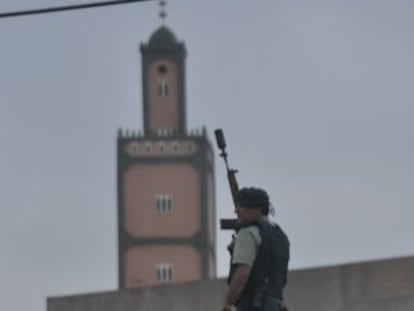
[235,205,261,224]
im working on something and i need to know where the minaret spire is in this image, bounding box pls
[159,0,167,25]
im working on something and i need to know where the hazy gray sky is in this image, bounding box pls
[1,1,413,311]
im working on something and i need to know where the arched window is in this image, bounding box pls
[155,194,172,214]
[158,80,169,97]
[155,263,172,283]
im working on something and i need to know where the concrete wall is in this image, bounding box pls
[286,256,414,311]
[48,279,227,311]
[48,256,414,311]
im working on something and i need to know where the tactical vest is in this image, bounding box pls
[233,219,290,301]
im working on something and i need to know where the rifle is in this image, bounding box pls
[214,129,239,230]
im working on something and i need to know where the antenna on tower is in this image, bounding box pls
[159,0,167,25]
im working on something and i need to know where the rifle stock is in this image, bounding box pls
[220,218,239,230]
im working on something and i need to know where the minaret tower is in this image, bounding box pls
[117,1,216,288]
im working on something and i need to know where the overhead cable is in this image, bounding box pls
[0,0,153,19]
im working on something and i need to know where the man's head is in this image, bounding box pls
[235,187,270,224]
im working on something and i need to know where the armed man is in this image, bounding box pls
[221,187,290,311]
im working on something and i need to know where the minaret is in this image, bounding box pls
[117,1,216,288]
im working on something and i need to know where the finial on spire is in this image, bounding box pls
[159,0,167,24]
